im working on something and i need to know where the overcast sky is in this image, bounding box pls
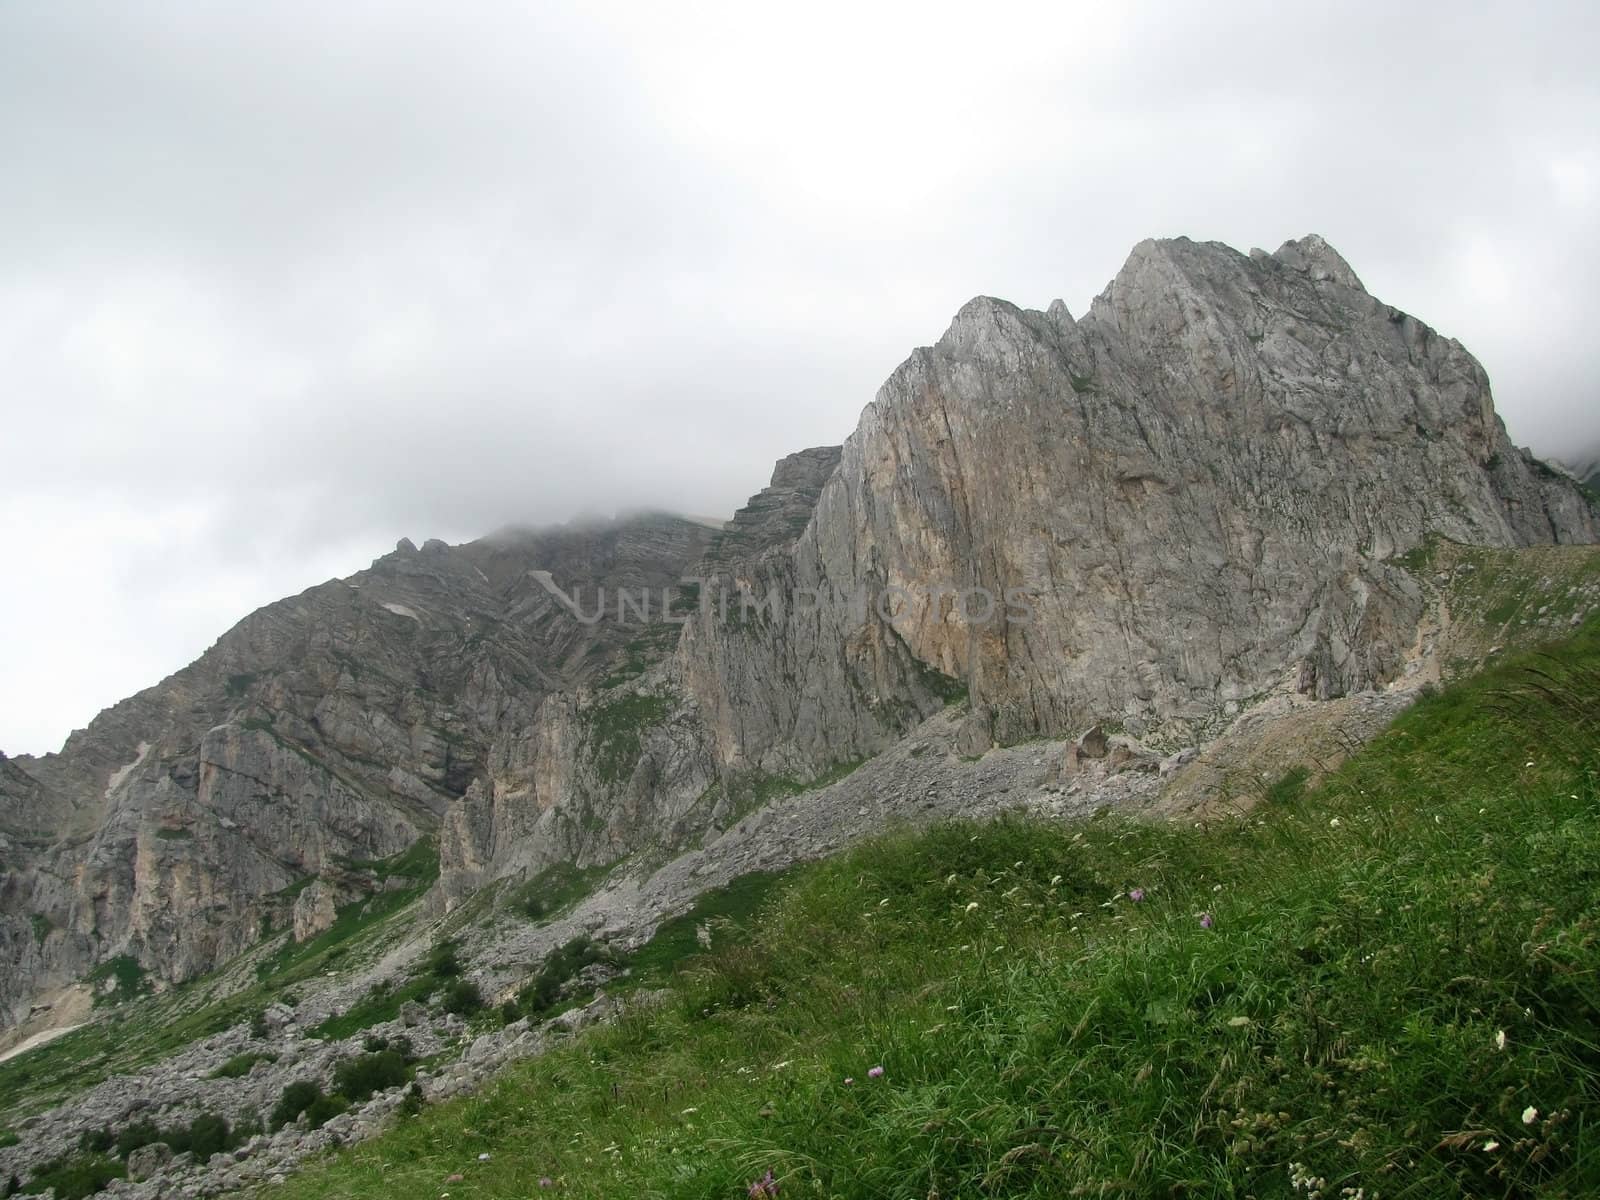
[3,1,1597,756]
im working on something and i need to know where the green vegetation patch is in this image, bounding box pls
[910,655,968,706]
[87,955,148,1008]
[306,940,464,1041]
[506,862,609,923]
[209,1051,277,1079]
[597,625,683,689]
[717,759,867,829]
[584,692,671,784]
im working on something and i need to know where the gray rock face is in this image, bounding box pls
[676,233,1597,766]
[125,1141,174,1182]
[0,513,716,1030]
[3,232,1596,1039]
[429,236,1596,910]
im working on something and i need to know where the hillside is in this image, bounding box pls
[70,612,1600,1199]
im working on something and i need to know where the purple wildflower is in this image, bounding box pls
[538,1178,554,1190]
[1198,912,1214,929]
[868,1065,885,1079]
[1128,888,1145,902]
[748,1169,779,1198]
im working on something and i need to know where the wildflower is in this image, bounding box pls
[1523,1105,1539,1124]
[538,1179,554,1190]
[1129,888,1145,902]
[1483,1140,1500,1152]
[1329,817,1341,827]
[843,1077,854,1085]
[964,901,979,913]
[477,1153,491,1162]
[1495,1029,1507,1051]
[868,1065,885,1079]
[1198,912,1214,929]
[748,1168,779,1198]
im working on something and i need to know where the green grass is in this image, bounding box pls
[622,869,791,987]
[306,938,466,1041]
[506,862,611,923]
[334,838,443,886]
[253,843,440,985]
[209,1050,277,1079]
[273,618,1600,1199]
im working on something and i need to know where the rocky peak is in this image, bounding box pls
[702,446,842,565]
[1269,232,1367,290]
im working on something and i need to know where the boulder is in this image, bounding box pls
[127,1142,174,1182]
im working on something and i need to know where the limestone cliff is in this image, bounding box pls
[0,514,715,1029]
[431,236,1596,909]
[4,233,1597,1031]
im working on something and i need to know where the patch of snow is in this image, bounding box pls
[383,602,422,622]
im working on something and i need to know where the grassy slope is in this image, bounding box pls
[271,619,1600,1200]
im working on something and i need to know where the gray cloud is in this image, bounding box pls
[3,0,1598,754]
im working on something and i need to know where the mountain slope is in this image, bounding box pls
[0,514,716,1031]
[3,232,1597,1049]
[263,614,1600,1200]
[445,234,1597,906]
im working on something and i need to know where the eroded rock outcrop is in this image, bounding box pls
[1,513,716,1030]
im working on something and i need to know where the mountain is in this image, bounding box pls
[3,233,1597,1045]
[1558,444,1600,494]
[0,515,716,1029]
